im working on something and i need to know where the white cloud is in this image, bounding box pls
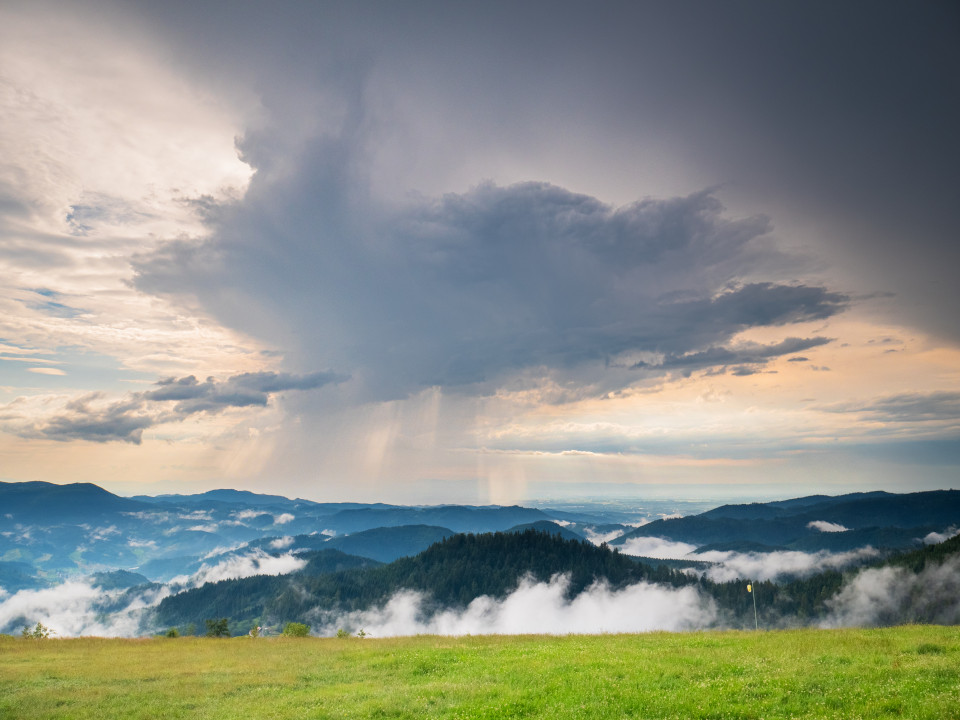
[232,509,268,521]
[15,529,34,543]
[172,550,306,587]
[807,520,848,533]
[187,524,219,534]
[618,536,697,559]
[922,526,959,545]
[695,547,880,583]
[273,513,295,525]
[317,574,716,637]
[582,527,626,545]
[199,543,248,561]
[269,536,294,550]
[27,368,66,376]
[88,525,120,541]
[122,511,173,522]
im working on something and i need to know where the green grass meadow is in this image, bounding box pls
[2,626,959,719]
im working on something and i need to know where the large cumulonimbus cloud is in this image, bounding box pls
[13,370,345,444]
[136,169,847,403]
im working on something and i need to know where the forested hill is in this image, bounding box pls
[884,531,960,572]
[153,527,960,636]
[155,530,688,632]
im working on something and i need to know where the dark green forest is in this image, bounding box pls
[154,530,960,636]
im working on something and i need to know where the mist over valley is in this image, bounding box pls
[3,481,958,638]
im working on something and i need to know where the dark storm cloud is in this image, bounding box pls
[40,394,154,444]
[121,0,960,348]
[629,336,834,373]
[135,174,847,400]
[30,371,345,444]
[146,371,344,414]
[109,0,950,405]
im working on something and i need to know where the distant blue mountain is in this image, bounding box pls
[612,489,960,553]
[322,525,457,562]
[133,488,397,513]
[5,482,958,599]
[698,491,896,521]
[0,481,150,522]
[320,505,553,534]
[0,482,572,588]
[132,488,299,508]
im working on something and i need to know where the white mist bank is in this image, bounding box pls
[617,535,882,581]
[822,554,960,628]
[696,547,881,582]
[0,581,171,638]
[0,549,306,637]
[617,536,698,559]
[314,574,717,637]
[171,549,306,586]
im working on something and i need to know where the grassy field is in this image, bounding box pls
[2,626,959,719]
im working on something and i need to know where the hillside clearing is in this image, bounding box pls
[2,626,959,719]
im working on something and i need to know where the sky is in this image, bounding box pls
[1,0,958,504]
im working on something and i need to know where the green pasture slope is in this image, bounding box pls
[2,627,959,719]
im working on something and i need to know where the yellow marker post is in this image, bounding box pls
[747,581,758,630]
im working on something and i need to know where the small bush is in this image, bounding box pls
[21,622,52,639]
[205,618,230,638]
[281,622,309,637]
[336,628,350,638]
[164,628,180,638]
